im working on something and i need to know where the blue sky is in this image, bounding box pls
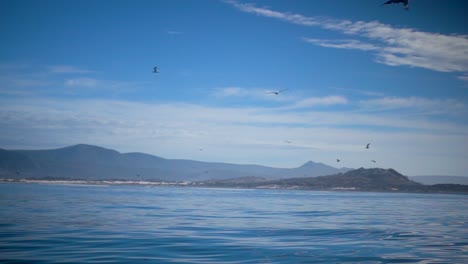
[1,0,467,176]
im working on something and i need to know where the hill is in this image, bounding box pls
[0,144,350,181]
[266,168,422,191]
[201,168,468,193]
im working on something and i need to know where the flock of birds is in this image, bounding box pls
[148,1,410,170]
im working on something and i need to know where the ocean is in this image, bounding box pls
[0,183,467,263]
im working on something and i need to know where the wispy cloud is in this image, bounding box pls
[64,78,99,88]
[225,1,468,74]
[215,87,257,97]
[48,65,94,74]
[223,0,322,26]
[291,96,348,109]
[302,38,378,51]
[167,30,183,35]
[1,97,466,174]
[360,96,466,115]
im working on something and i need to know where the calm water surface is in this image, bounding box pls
[0,183,467,263]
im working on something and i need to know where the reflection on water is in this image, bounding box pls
[0,183,467,263]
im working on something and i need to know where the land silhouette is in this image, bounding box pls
[1,144,466,193]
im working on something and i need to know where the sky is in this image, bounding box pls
[0,0,467,176]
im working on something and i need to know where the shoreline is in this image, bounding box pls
[2,178,467,195]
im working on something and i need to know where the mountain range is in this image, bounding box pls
[2,144,467,193]
[0,144,351,181]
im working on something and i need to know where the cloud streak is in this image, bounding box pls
[1,97,466,175]
[65,77,99,88]
[290,96,348,109]
[226,1,468,73]
[302,38,378,51]
[48,65,94,74]
[360,96,466,115]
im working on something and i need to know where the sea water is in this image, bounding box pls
[0,183,467,263]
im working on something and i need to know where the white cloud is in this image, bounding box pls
[302,38,378,51]
[223,0,321,26]
[1,97,467,175]
[215,87,255,97]
[226,1,468,74]
[48,65,94,74]
[1,97,466,175]
[65,78,99,87]
[360,96,466,115]
[290,96,348,109]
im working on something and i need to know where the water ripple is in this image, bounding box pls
[0,183,467,263]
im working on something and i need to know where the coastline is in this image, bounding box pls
[2,178,467,195]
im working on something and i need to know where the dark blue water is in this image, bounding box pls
[0,183,467,263]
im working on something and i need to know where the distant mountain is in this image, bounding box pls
[201,168,468,193]
[0,144,351,181]
[270,168,422,191]
[409,176,468,185]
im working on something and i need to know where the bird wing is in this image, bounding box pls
[278,89,289,93]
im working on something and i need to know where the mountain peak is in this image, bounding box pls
[300,161,325,168]
[64,144,119,152]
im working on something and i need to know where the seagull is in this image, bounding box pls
[371,160,377,163]
[382,0,409,10]
[366,143,371,149]
[284,140,292,144]
[336,159,341,162]
[153,66,159,73]
[266,89,289,95]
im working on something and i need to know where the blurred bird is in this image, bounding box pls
[266,89,289,95]
[153,66,159,73]
[336,159,341,162]
[372,160,377,163]
[382,0,409,10]
[366,143,371,149]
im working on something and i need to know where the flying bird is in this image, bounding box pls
[284,140,292,144]
[382,0,409,10]
[366,143,371,149]
[266,89,289,95]
[153,66,159,73]
[371,160,377,163]
[336,159,341,162]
